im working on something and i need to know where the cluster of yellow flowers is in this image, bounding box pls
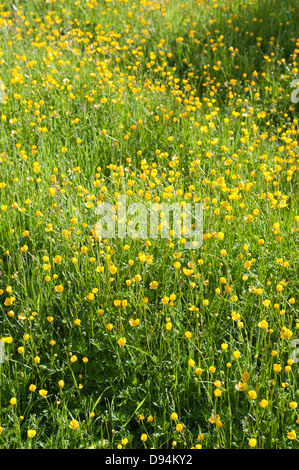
[0,0,298,450]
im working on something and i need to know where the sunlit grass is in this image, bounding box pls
[0,0,298,449]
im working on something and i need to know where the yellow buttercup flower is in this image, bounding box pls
[248,438,257,448]
[280,327,292,339]
[259,399,268,408]
[287,430,296,440]
[117,337,126,347]
[69,420,79,430]
[54,285,64,293]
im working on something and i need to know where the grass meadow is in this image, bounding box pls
[0,0,298,449]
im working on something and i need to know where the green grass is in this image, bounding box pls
[0,0,298,449]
